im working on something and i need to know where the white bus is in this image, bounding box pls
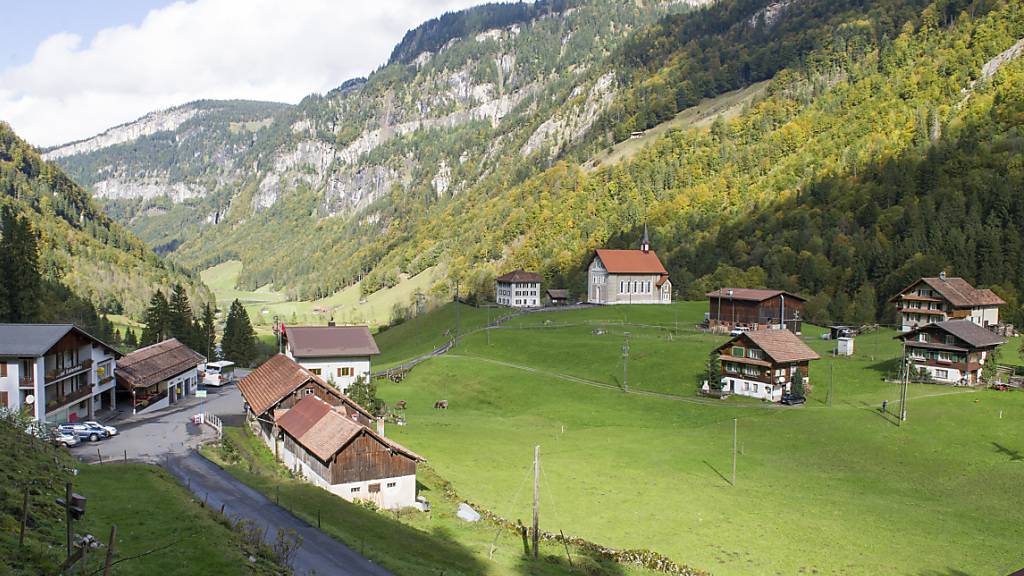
[202,360,236,387]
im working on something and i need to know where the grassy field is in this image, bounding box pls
[374,303,1024,576]
[202,426,662,576]
[201,259,440,329]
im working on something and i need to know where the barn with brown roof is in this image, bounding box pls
[713,329,820,402]
[705,288,807,334]
[276,395,424,509]
[890,273,1005,332]
[116,338,204,415]
[587,226,671,305]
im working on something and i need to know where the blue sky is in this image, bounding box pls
[0,0,488,146]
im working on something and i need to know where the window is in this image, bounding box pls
[0,391,7,406]
[337,367,353,377]
[934,369,949,379]
[0,363,6,377]
[747,349,763,360]
[732,346,745,357]
[310,368,321,376]
[944,335,956,345]
[305,388,314,396]
[350,487,360,493]
[917,334,927,343]
[368,483,381,493]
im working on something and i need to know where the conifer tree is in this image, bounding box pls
[222,299,257,366]
[168,283,197,348]
[141,291,171,346]
[0,207,41,322]
[124,328,138,349]
[200,303,217,360]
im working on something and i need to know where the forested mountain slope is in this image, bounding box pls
[46,0,1024,329]
[1,123,210,318]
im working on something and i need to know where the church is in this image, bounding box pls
[586,226,672,305]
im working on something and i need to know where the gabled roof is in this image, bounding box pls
[720,329,820,363]
[278,396,424,464]
[593,249,668,275]
[891,277,1005,307]
[546,289,570,299]
[0,323,120,357]
[706,288,807,303]
[285,325,379,358]
[238,354,373,419]
[496,269,542,283]
[116,338,205,389]
[898,320,1007,348]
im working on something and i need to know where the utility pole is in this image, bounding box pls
[64,482,73,560]
[828,361,834,407]
[487,305,491,346]
[454,282,461,346]
[732,418,738,486]
[899,342,909,424]
[532,445,540,560]
[622,332,630,392]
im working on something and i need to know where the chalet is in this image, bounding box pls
[284,325,379,391]
[496,270,542,308]
[706,288,806,334]
[587,226,671,305]
[714,329,820,402]
[0,324,119,423]
[276,395,424,509]
[238,354,372,449]
[890,273,1004,332]
[116,338,205,415]
[896,320,1006,385]
[545,289,570,306]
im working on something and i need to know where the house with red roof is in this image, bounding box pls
[587,226,671,304]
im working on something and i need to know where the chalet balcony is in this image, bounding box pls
[45,359,92,385]
[18,377,35,389]
[45,385,93,413]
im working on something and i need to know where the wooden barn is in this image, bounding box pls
[276,395,424,509]
[237,354,372,448]
[705,288,807,334]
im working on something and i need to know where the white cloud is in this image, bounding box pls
[0,0,488,147]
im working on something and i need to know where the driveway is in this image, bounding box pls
[164,452,393,576]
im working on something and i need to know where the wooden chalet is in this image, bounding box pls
[713,329,820,402]
[705,288,807,334]
[276,395,424,509]
[889,273,1005,332]
[238,354,372,445]
[896,320,1006,385]
[116,338,205,415]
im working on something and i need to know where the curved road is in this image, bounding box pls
[164,452,393,576]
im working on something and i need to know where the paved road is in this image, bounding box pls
[164,452,393,576]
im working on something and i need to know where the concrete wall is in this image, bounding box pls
[721,376,786,401]
[290,356,371,392]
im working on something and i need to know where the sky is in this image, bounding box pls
[0,0,490,147]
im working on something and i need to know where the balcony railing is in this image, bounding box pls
[45,385,93,413]
[19,377,34,389]
[45,359,92,384]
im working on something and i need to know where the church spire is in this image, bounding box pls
[640,223,650,253]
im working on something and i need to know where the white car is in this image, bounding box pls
[84,420,118,436]
[54,431,80,448]
[729,327,749,336]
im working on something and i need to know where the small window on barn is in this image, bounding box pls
[732,346,744,357]
[386,481,397,488]
[368,483,381,493]
[351,487,360,493]
[305,388,314,396]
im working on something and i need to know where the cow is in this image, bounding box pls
[434,400,448,410]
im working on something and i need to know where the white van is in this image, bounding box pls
[202,361,236,387]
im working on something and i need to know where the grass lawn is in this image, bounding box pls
[74,464,283,576]
[375,303,1024,576]
[202,426,662,576]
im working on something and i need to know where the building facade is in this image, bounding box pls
[0,324,119,423]
[495,270,542,308]
[897,320,1006,385]
[115,338,205,415]
[713,329,820,402]
[587,229,671,305]
[890,274,1004,332]
[284,325,380,391]
[705,288,806,334]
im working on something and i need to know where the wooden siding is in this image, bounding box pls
[331,432,417,485]
[708,295,804,332]
[283,432,332,479]
[277,381,372,427]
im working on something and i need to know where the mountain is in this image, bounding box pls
[0,122,211,319]
[46,0,1024,328]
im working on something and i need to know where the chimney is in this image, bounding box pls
[327,317,336,327]
[376,417,385,437]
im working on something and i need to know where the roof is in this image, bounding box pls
[496,269,542,283]
[238,354,373,419]
[892,277,1005,307]
[0,323,119,357]
[278,396,424,463]
[899,320,1007,348]
[706,288,807,303]
[593,249,668,275]
[546,289,570,299]
[721,329,820,363]
[285,325,379,358]
[116,339,205,389]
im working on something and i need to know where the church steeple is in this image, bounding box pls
[640,223,650,253]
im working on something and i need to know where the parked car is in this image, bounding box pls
[780,393,806,406]
[58,423,109,442]
[83,420,118,436]
[729,327,750,336]
[53,430,80,448]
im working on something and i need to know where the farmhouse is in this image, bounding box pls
[496,270,542,308]
[890,273,1004,332]
[545,289,570,306]
[284,324,379,391]
[587,227,671,305]
[0,324,119,423]
[116,338,205,415]
[705,288,806,334]
[276,395,424,509]
[896,320,1006,385]
[238,354,372,448]
[714,329,820,402]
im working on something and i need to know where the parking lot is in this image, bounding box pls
[71,383,243,464]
